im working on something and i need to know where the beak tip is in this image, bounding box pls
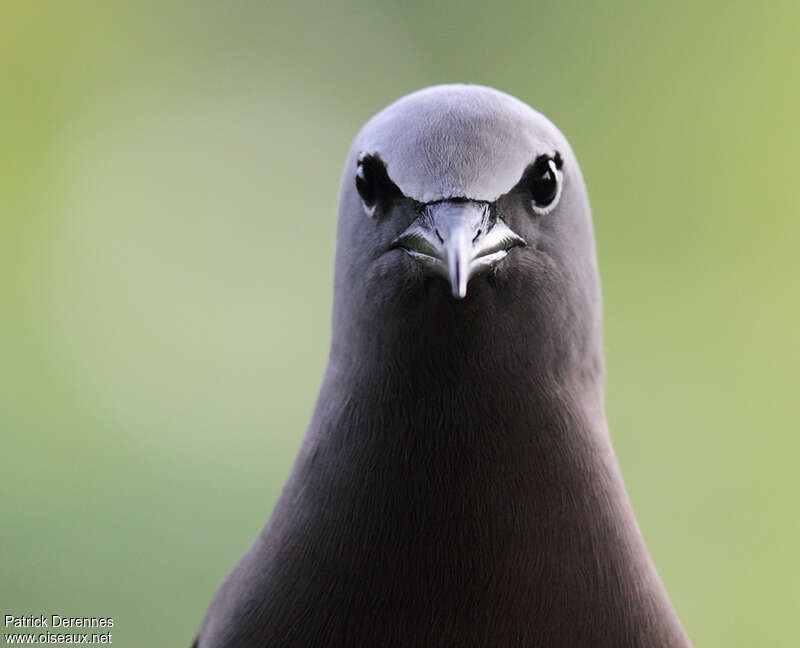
[450,274,469,299]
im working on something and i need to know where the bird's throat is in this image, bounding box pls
[246,360,687,646]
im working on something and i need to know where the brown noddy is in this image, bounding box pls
[193,84,691,647]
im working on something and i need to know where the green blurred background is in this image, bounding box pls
[2,1,798,645]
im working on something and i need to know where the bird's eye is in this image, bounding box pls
[529,154,562,214]
[355,162,377,215]
[355,154,399,218]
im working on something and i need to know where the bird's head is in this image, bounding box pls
[332,84,602,377]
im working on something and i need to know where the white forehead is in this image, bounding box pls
[353,84,567,203]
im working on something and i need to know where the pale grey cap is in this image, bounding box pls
[353,83,569,203]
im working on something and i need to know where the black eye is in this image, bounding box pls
[355,162,376,209]
[354,154,399,217]
[530,155,561,209]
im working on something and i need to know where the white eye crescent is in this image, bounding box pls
[529,154,563,215]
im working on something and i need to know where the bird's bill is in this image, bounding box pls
[391,200,526,298]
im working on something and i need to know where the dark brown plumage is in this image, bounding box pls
[193,84,691,647]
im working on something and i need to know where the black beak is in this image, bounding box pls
[391,200,526,298]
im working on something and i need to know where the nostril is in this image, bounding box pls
[434,229,445,244]
[472,229,482,243]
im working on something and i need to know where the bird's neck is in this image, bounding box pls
[262,331,687,645]
[310,313,614,524]
[298,335,635,564]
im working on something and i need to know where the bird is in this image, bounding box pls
[192,84,691,647]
